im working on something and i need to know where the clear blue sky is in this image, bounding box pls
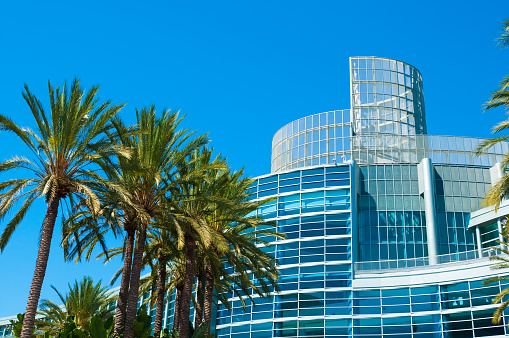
[0,0,508,317]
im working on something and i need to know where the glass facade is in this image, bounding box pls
[215,163,509,338]
[271,110,352,173]
[216,164,356,337]
[217,56,509,338]
[272,130,508,174]
[358,164,428,263]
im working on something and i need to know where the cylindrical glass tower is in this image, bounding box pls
[350,56,426,136]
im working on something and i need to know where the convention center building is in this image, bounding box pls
[213,57,509,338]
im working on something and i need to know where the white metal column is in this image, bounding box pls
[476,226,483,258]
[418,158,439,265]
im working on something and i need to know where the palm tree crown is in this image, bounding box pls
[0,79,124,338]
[37,276,115,335]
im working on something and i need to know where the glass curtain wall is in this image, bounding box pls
[358,164,427,263]
[216,164,354,338]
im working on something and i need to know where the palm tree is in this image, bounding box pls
[195,171,284,333]
[61,115,137,335]
[170,152,284,335]
[36,276,115,335]
[0,79,124,338]
[476,19,509,209]
[62,108,208,338]
[169,148,229,338]
[139,224,181,337]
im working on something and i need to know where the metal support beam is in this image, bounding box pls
[418,158,439,265]
[498,218,504,251]
[476,226,483,258]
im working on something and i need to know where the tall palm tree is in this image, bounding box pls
[0,79,124,338]
[36,276,115,335]
[169,148,229,338]
[171,153,284,335]
[476,19,509,209]
[61,116,138,335]
[195,170,284,334]
[62,108,208,338]
[139,224,181,337]
[119,109,209,338]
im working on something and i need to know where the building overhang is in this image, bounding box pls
[468,198,509,229]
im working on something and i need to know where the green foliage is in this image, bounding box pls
[165,322,214,338]
[10,314,27,338]
[33,310,136,338]
[36,276,115,336]
[189,323,214,338]
[56,316,82,338]
[131,306,152,338]
[85,315,114,338]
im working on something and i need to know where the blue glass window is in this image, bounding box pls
[326,166,349,173]
[326,180,350,187]
[325,307,351,316]
[412,314,441,327]
[259,175,278,185]
[279,185,300,193]
[300,254,324,263]
[279,178,300,187]
[353,318,381,334]
[279,171,300,180]
[326,173,350,180]
[302,168,324,176]
[258,189,277,198]
[300,281,324,289]
[302,181,324,190]
[258,182,278,191]
[302,174,324,183]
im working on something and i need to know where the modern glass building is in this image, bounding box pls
[214,57,509,338]
[2,57,509,338]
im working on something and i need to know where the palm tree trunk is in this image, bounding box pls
[173,283,183,331]
[21,195,61,338]
[194,266,205,329]
[203,262,214,336]
[178,233,196,338]
[114,226,135,334]
[124,224,148,338]
[153,259,167,337]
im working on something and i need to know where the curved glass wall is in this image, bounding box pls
[350,56,426,136]
[345,278,507,338]
[351,134,507,167]
[217,164,355,338]
[272,130,508,173]
[271,110,352,173]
